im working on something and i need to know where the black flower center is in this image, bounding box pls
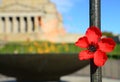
[88,45,97,52]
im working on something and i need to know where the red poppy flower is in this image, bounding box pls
[75,26,116,67]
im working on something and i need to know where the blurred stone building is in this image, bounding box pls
[0,0,65,42]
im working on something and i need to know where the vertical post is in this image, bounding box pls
[90,0,102,82]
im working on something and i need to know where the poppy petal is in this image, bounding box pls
[98,38,116,52]
[79,50,94,60]
[75,36,89,48]
[94,50,108,67]
[86,26,102,43]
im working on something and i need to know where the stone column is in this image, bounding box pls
[27,16,33,33]
[13,17,18,33]
[34,16,39,32]
[0,17,3,33]
[16,17,20,33]
[31,17,35,32]
[9,17,13,33]
[20,17,25,33]
[5,17,11,33]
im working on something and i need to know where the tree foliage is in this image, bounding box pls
[102,31,114,37]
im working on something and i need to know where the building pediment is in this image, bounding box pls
[0,3,42,12]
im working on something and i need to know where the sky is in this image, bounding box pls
[51,0,120,35]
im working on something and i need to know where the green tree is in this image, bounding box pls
[102,31,114,37]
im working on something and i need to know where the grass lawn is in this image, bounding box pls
[0,41,119,58]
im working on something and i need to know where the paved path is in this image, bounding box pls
[61,76,120,82]
[0,74,120,82]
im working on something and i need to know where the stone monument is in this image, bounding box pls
[0,0,65,42]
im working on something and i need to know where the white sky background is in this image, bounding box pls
[0,0,1,4]
[50,0,84,14]
[50,0,89,34]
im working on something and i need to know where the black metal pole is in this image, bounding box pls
[90,0,102,82]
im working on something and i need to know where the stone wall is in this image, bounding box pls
[70,59,120,79]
